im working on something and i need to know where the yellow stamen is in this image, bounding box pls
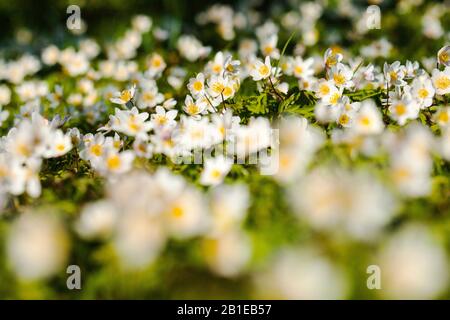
[106,155,121,170]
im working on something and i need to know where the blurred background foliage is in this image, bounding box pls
[0,0,449,299]
[0,0,448,60]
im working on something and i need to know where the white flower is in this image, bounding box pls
[209,183,249,233]
[323,48,343,68]
[176,116,217,150]
[437,45,450,67]
[238,39,257,59]
[328,62,354,88]
[132,15,152,33]
[275,117,324,183]
[7,213,68,280]
[260,34,280,59]
[183,95,207,118]
[378,225,448,299]
[431,67,450,95]
[41,45,60,65]
[146,53,166,78]
[136,84,164,109]
[162,98,177,110]
[389,159,431,197]
[187,73,206,97]
[434,106,450,128]
[223,56,240,76]
[63,52,89,76]
[132,138,153,158]
[114,211,166,269]
[386,123,433,197]
[206,51,226,76]
[79,39,100,59]
[388,96,420,125]
[200,156,233,186]
[313,79,337,99]
[291,56,314,79]
[384,61,406,87]
[321,86,343,107]
[111,107,152,138]
[289,166,397,240]
[177,35,211,62]
[360,38,392,59]
[254,247,347,299]
[203,230,251,277]
[211,108,239,141]
[249,56,272,81]
[336,97,361,127]
[43,129,73,158]
[79,133,107,162]
[4,119,47,160]
[232,117,272,158]
[110,85,136,105]
[404,60,421,79]
[151,105,177,129]
[351,99,384,135]
[95,150,135,176]
[207,75,236,100]
[164,186,210,239]
[15,80,48,102]
[411,75,435,108]
[76,200,118,240]
[9,157,42,198]
[0,84,12,106]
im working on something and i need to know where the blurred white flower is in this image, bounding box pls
[432,67,450,95]
[203,230,251,277]
[0,84,12,106]
[378,224,449,299]
[254,247,348,299]
[289,166,397,240]
[76,200,118,240]
[7,213,68,280]
[200,155,233,186]
[437,45,450,67]
[351,99,384,135]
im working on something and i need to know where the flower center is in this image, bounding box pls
[294,66,303,75]
[187,104,199,114]
[90,144,102,156]
[438,111,449,123]
[333,74,346,86]
[329,92,340,105]
[258,65,269,76]
[360,116,371,126]
[210,169,222,179]
[319,84,330,96]
[171,206,184,218]
[436,76,450,90]
[193,81,203,91]
[120,90,132,102]
[395,104,407,116]
[418,88,429,99]
[106,155,121,170]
